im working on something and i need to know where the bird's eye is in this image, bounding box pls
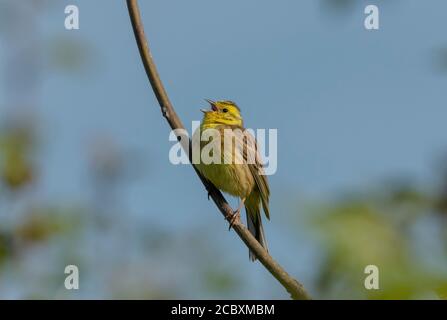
[222,108,228,113]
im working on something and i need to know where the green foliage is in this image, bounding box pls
[0,124,35,190]
[310,185,447,299]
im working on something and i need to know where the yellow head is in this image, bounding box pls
[200,100,243,128]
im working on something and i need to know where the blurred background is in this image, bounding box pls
[0,0,446,299]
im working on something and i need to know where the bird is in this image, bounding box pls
[195,99,270,261]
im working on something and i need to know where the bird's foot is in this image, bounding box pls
[207,191,211,200]
[228,210,241,231]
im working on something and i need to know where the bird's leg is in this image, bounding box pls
[228,197,245,230]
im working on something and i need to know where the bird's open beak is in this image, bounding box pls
[201,99,218,113]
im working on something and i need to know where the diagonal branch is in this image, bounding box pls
[126,0,311,300]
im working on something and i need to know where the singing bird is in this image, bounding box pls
[196,100,270,261]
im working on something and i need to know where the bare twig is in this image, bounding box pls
[126,0,311,300]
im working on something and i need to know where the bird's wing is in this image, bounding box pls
[232,127,270,219]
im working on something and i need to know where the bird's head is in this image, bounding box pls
[201,99,243,127]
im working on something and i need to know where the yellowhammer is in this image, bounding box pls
[196,99,270,261]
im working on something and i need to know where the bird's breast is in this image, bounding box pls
[197,162,255,198]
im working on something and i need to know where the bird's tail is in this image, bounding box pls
[245,194,268,261]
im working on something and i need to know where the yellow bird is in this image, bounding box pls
[196,100,270,261]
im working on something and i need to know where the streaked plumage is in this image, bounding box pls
[195,100,270,261]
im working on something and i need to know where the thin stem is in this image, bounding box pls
[126,0,311,300]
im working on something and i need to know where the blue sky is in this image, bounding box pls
[39,0,447,196]
[1,0,447,298]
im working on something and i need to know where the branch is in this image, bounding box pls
[126,0,311,300]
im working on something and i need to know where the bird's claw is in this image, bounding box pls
[228,210,241,231]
